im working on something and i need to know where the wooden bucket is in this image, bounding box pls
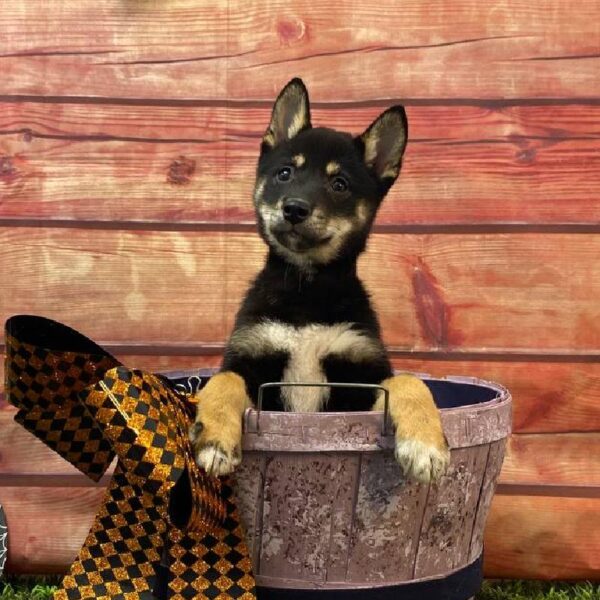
[171,372,511,600]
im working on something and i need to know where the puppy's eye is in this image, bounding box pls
[331,176,349,193]
[276,166,294,183]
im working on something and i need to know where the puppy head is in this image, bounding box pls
[254,78,408,271]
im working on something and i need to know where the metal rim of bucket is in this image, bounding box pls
[163,369,511,452]
[166,368,510,415]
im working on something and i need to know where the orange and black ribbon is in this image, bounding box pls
[4,315,256,600]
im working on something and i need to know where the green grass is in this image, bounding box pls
[0,577,60,600]
[478,581,599,600]
[0,577,598,599]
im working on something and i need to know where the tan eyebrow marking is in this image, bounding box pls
[326,161,341,176]
[253,176,267,204]
[292,154,306,168]
[355,200,371,225]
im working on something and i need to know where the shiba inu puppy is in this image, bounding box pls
[190,78,449,483]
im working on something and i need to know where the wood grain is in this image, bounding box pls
[2,228,598,350]
[2,407,598,486]
[469,440,506,563]
[3,485,597,578]
[257,454,358,582]
[0,227,241,345]
[2,103,599,226]
[1,1,599,100]
[484,495,600,579]
[414,446,488,577]
[500,433,600,486]
[1,486,103,574]
[345,453,425,581]
[1,355,599,434]
[3,103,600,145]
[1,0,598,584]
[396,359,600,434]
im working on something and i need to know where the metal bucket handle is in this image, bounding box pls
[253,382,390,435]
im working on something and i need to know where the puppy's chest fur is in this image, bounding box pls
[222,260,393,411]
[228,319,385,411]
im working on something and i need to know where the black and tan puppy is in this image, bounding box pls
[190,78,449,483]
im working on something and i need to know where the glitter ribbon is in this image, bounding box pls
[4,315,256,600]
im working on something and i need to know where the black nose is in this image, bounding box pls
[282,198,312,225]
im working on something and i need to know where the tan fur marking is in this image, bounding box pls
[287,98,309,139]
[263,212,356,270]
[355,200,371,225]
[326,161,341,176]
[381,166,400,179]
[361,110,407,178]
[258,200,364,271]
[191,371,251,474]
[311,216,354,264]
[262,130,276,148]
[253,177,267,204]
[292,154,306,168]
[373,374,449,482]
[363,134,380,168]
[230,320,385,412]
[374,374,446,449]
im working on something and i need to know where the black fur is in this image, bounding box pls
[222,79,408,411]
[223,254,392,409]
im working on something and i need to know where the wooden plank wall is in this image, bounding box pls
[1,0,599,580]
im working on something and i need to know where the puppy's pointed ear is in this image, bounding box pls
[356,106,408,188]
[262,78,311,151]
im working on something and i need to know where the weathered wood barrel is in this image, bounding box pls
[172,371,511,600]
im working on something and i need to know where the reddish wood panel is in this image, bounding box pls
[2,408,598,486]
[3,485,597,578]
[2,486,103,574]
[484,495,600,579]
[1,355,599,434]
[396,359,600,434]
[1,228,599,351]
[0,0,598,583]
[1,1,599,100]
[3,103,600,146]
[0,228,245,345]
[2,103,599,225]
[500,433,600,486]
[115,354,222,373]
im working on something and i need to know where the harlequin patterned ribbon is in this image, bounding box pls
[4,315,256,600]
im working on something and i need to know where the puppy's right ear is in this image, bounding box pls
[262,78,311,152]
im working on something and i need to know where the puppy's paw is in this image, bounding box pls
[188,421,241,476]
[395,438,450,484]
[195,442,241,476]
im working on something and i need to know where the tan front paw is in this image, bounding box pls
[395,438,450,483]
[187,371,250,477]
[188,420,242,476]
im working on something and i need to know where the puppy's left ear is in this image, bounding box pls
[356,106,408,189]
[262,78,311,151]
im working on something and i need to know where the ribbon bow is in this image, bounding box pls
[4,315,256,600]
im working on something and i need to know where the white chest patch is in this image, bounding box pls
[229,320,384,412]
